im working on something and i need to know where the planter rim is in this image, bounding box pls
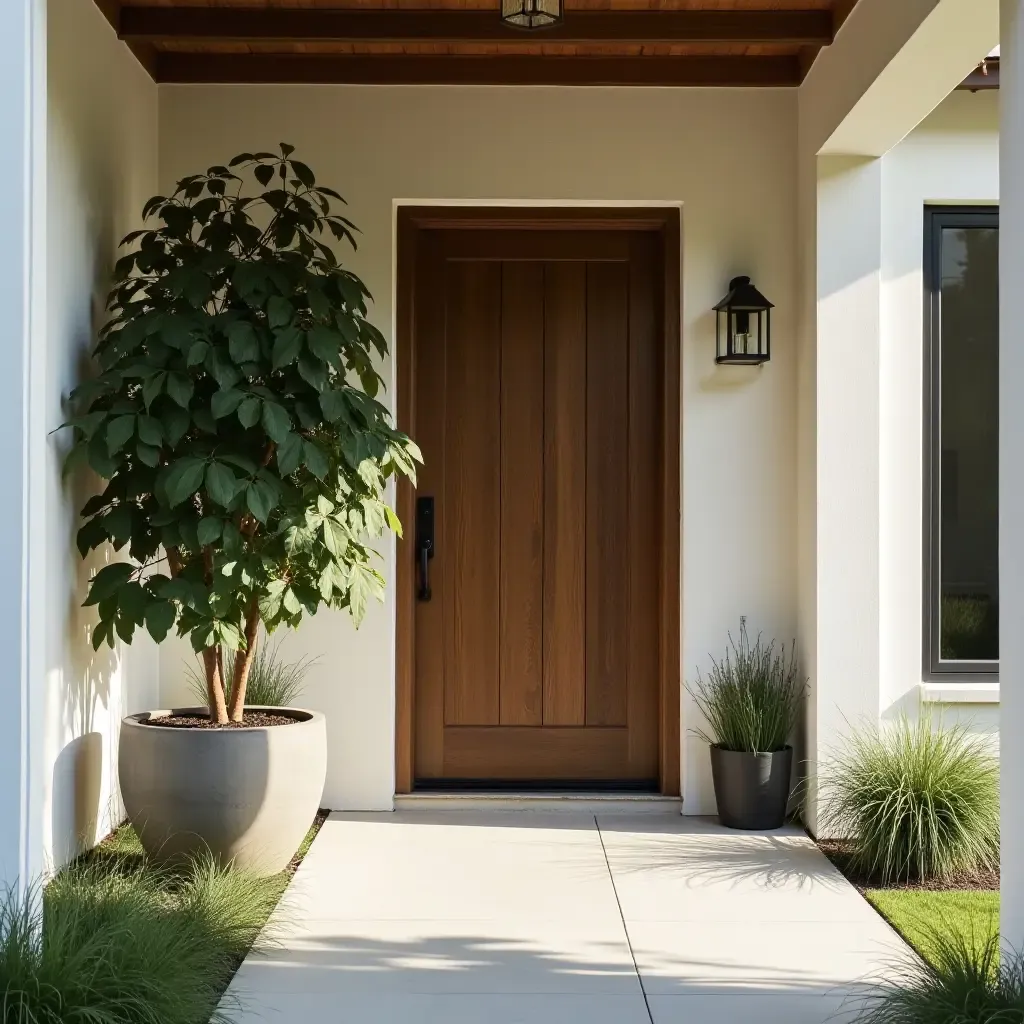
[710,743,793,755]
[123,706,324,734]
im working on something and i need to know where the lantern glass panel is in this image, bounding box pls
[501,0,562,28]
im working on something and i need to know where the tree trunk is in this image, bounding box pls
[202,647,229,725]
[227,600,261,722]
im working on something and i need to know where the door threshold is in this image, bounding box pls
[395,792,682,814]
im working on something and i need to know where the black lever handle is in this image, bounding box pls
[418,539,433,601]
[416,496,435,602]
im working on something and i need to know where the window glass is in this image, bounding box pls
[937,224,998,663]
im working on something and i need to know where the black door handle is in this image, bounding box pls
[416,496,435,601]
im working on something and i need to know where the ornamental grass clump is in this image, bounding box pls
[61,144,419,723]
[0,851,282,1024]
[855,925,1024,1024]
[185,633,317,708]
[687,623,803,754]
[820,716,999,885]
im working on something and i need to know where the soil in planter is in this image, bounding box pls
[141,711,298,729]
[817,837,999,892]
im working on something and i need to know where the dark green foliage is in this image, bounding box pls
[687,623,804,754]
[0,851,283,1024]
[855,926,1024,1024]
[62,145,419,667]
[820,717,999,885]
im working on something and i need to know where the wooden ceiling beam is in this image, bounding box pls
[121,8,833,47]
[153,52,803,86]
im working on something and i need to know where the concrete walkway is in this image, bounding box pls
[224,811,909,1024]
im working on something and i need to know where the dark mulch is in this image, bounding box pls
[817,837,1000,892]
[141,711,297,729]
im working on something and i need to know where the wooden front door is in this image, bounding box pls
[403,213,677,788]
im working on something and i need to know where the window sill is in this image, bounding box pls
[920,682,1000,704]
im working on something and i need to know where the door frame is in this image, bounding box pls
[394,205,681,795]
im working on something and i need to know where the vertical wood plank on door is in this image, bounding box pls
[627,235,661,775]
[499,262,545,726]
[444,259,502,726]
[412,232,447,778]
[585,261,630,727]
[543,261,587,726]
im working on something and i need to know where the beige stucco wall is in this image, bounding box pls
[158,84,801,813]
[46,0,159,868]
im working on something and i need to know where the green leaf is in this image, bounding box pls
[319,389,347,422]
[246,479,275,523]
[303,440,329,479]
[137,414,163,447]
[165,457,207,506]
[271,326,302,368]
[137,442,161,467]
[167,372,194,409]
[237,396,262,429]
[291,159,314,187]
[142,371,167,410]
[144,600,176,643]
[186,341,209,366]
[227,321,260,364]
[298,354,327,391]
[197,517,223,546]
[282,587,302,616]
[261,401,291,443]
[105,415,136,454]
[206,462,242,508]
[322,517,348,558]
[307,325,342,364]
[211,388,245,419]
[385,504,403,538]
[276,432,303,476]
[267,295,293,329]
[163,405,190,446]
[254,163,275,187]
[348,563,381,625]
[84,562,134,605]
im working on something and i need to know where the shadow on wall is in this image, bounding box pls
[48,277,122,868]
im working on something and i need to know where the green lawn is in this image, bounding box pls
[866,889,999,967]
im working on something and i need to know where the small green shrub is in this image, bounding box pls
[185,634,317,707]
[820,716,999,885]
[687,623,803,754]
[855,926,1024,1024]
[0,850,283,1024]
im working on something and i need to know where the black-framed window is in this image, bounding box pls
[924,206,999,679]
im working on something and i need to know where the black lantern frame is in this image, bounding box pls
[501,0,562,29]
[713,275,773,365]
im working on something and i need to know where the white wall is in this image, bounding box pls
[880,88,1000,746]
[159,84,800,813]
[45,0,159,869]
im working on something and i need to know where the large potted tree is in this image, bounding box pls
[62,145,418,874]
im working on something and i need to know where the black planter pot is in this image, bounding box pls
[709,745,793,830]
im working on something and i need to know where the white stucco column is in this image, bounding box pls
[1001,0,1024,951]
[0,0,46,888]
[799,156,884,834]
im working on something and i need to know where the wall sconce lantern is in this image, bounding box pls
[713,276,774,365]
[501,0,562,29]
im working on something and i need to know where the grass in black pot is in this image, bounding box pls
[688,624,803,755]
[689,624,804,830]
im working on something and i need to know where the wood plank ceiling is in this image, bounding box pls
[97,0,859,86]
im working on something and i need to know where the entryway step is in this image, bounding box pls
[394,792,682,814]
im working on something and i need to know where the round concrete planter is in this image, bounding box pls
[119,706,326,875]
[709,745,793,831]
